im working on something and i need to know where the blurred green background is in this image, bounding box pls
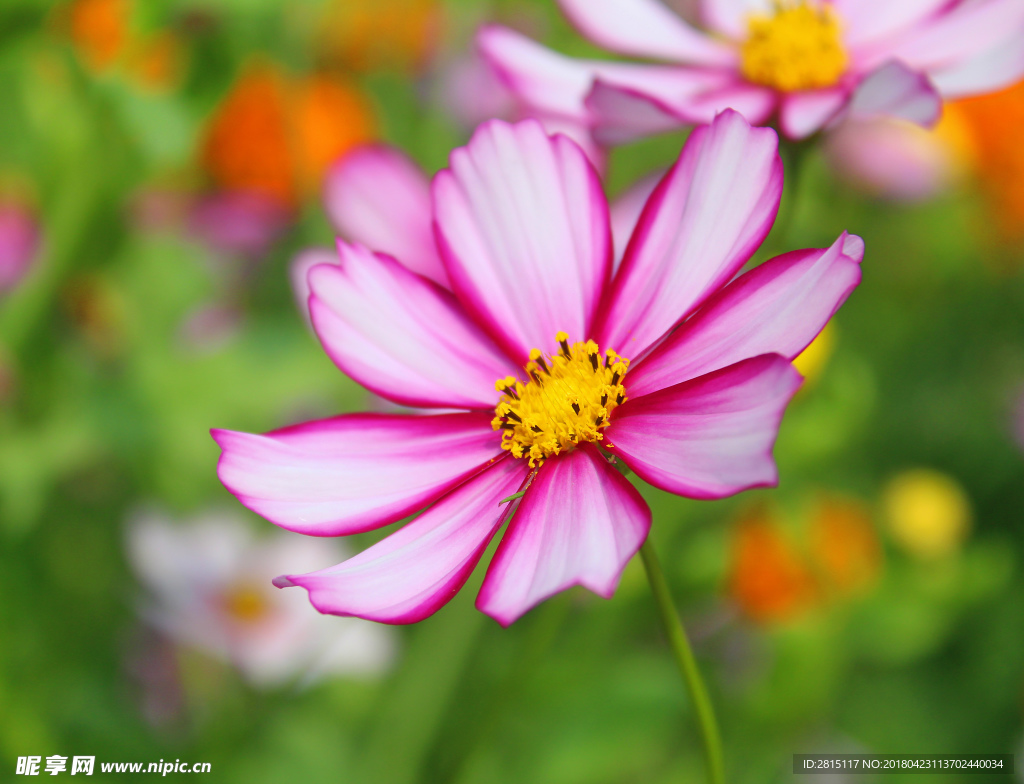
[1,0,1023,782]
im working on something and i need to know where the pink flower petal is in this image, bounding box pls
[700,0,772,39]
[478,25,599,124]
[289,246,337,324]
[276,457,530,624]
[606,354,802,499]
[627,233,863,397]
[585,76,776,146]
[477,445,651,627]
[778,87,851,139]
[846,61,943,127]
[585,80,692,147]
[433,119,612,362]
[537,116,608,173]
[595,109,782,359]
[477,26,729,130]
[867,0,1024,72]
[837,0,953,50]
[611,171,664,273]
[557,0,737,65]
[668,80,778,126]
[324,146,448,287]
[309,241,518,410]
[213,412,502,536]
[930,34,1024,98]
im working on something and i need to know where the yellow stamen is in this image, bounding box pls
[740,1,848,92]
[492,334,629,468]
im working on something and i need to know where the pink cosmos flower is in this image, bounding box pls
[214,110,863,627]
[479,0,1024,145]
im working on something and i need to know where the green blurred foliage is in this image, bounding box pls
[1,1,1023,783]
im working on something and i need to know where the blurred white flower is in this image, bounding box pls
[127,508,397,687]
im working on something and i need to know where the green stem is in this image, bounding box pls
[770,136,813,249]
[639,539,725,784]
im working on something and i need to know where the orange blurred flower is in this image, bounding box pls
[201,63,375,208]
[727,510,818,625]
[66,0,185,92]
[810,499,881,596]
[292,73,377,194]
[201,64,295,207]
[727,496,881,625]
[69,0,128,72]
[948,80,1024,241]
[318,0,440,73]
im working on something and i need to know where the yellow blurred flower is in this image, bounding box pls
[882,469,972,559]
[200,62,375,208]
[792,322,835,385]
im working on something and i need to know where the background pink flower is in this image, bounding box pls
[479,0,1024,146]
[0,202,41,294]
[822,116,961,201]
[215,111,863,627]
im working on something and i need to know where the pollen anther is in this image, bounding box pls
[491,334,629,467]
[740,1,848,92]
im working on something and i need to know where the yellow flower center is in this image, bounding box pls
[740,1,848,92]
[492,332,629,468]
[222,583,272,624]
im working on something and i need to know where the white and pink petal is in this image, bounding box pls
[557,0,736,65]
[309,242,518,410]
[275,457,530,624]
[611,170,664,272]
[289,246,337,324]
[701,0,772,39]
[845,61,943,127]
[213,412,502,536]
[867,0,1024,73]
[477,445,651,626]
[626,233,863,396]
[778,87,851,139]
[607,354,802,499]
[324,145,447,286]
[930,33,1024,98]
[586,75,777,146]
[595,109,783,358]
[838,0,954,50]
[433,119,612,362]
